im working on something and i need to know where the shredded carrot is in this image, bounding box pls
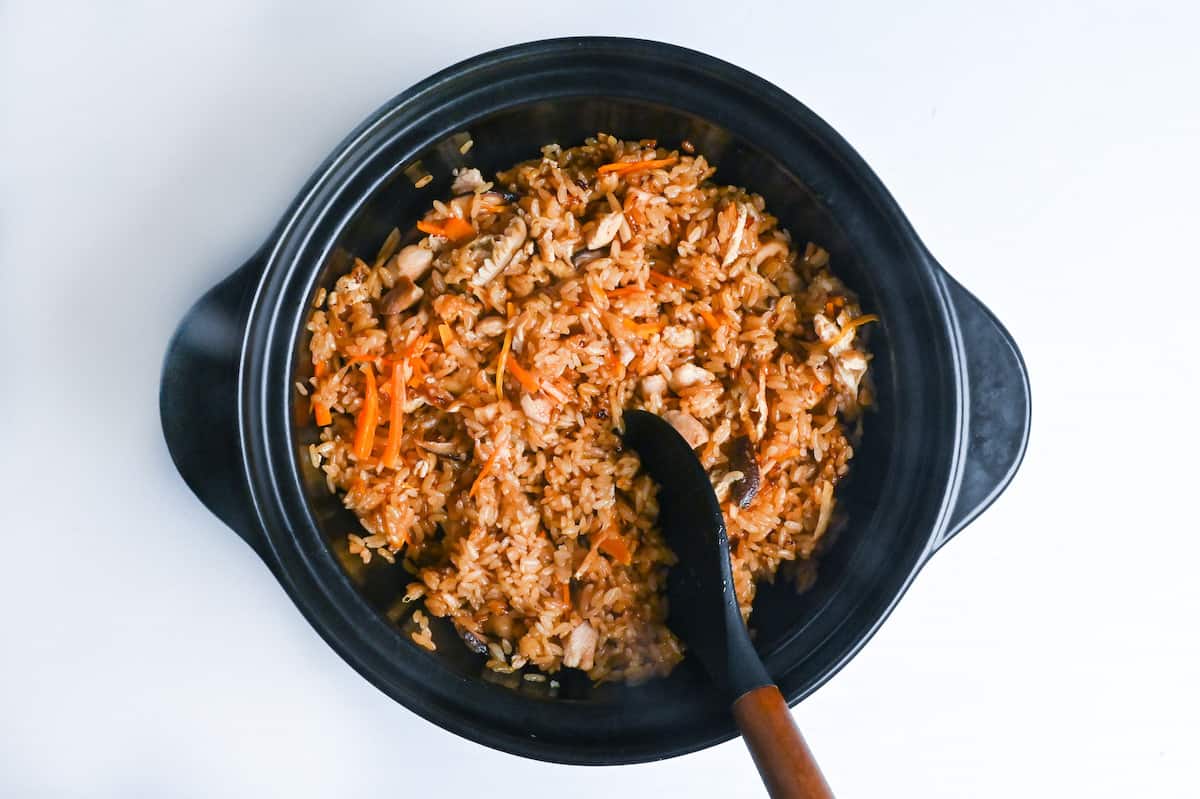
[604,351,621,378]
[407,356,428,388]
[698,309,723,330]
[598,535,632,566]
[469,445,503,498]
[312,400,332,427]
[495,327,513,399]
[352,365,379,460]
[597,156,678,176]
[313,360,328,378]
[606,286,647,299]
[560,581,571,607]
[382,361,405,468]
[438,323,455,348]
[825,313,880,351]
[811,380,827,395]
[402,331,433,359]
[622,317,664,337]
[505,357,541,394]
[648,269,691,289]
[416,216,475,242]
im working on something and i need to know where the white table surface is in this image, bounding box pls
[4,2,1199,796]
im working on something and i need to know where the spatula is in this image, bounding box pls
[621,409,833,799]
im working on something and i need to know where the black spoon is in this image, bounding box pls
[621,410,833,799]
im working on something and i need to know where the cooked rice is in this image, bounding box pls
[303,134,874,683]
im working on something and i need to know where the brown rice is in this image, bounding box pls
[303,134,874,683]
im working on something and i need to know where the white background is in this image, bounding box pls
[3,2,1198,796]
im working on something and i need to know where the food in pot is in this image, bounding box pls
[303,135,875,683]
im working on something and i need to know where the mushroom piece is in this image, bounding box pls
[728,435,761,509]
[416,439,463,457]
[751,239,789,268]
[380,276,423,314]
[571,248,606,268]
[587,212,624,250]
[662,410,709,449]
[457,627,490,656]
[471,216,528,287]
[392,244,434,282]
[668,363,715,392]
[562,621,598,671]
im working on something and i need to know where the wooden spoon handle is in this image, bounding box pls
[732,685,834,799]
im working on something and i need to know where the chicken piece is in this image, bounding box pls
[587,212,623,250]
[450,167,485,195]
[392,244,434,283]
[668,363,715,392]
[661,325,696,349]
[562,621,598,671]
[833,350,869,398]
[474,316,506,338]
[520,393,552,425]
[381,277,423,314]
[662,410,709,449]
[639,374,668,399]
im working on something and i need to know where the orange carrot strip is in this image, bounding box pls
[416,216,475,243]
[495,327,513,400]
[401,331,433,359]
[382,361,404,468]
[825,314,880,351]
[622,317,664,337]
[698,309,722,330]
[313,360,328,378]
[469,445,503,498]
[606,286,647,299]
[647,269,691,289]
[352,365,379,460]
[560,581,571,607]
[505,357,541,394]
[597,156,678,176]
[598,535,632,566]
[437,323,455,347]
[407,356,429,388]
[312,400,332,427]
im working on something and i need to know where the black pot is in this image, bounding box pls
[160,37,1030,765]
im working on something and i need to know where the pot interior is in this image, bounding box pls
[286,91,957,762]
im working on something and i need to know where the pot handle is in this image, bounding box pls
[937,271,1032,547]
[160,250,273,565]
